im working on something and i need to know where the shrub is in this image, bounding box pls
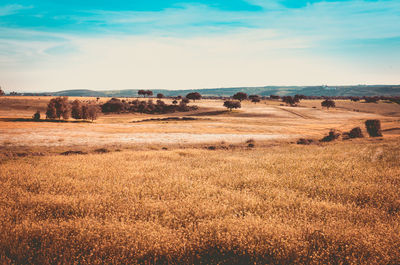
[102,98,126,113]
[297,138,314,145]
[282,96,296,106]
[364,96,379,103]
[186,92,202,102]
[223,100,241,111]
[365,120,382,137]
[321,99,335,109]
[249,95,260,104]
[32,111,41,120]
[320,130,341,142]
[348,127,364,138]
[157,93,164,99]
[233,92,248,102]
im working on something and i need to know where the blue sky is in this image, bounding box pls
[0,0,399,91]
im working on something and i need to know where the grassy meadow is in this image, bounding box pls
[1,96,400,264]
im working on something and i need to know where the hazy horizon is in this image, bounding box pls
[1,0,400,92]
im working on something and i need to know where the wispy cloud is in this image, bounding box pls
[0,4,32,16]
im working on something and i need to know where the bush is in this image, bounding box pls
[186,92,202,102]
[249,95,261,104]
[321,99,335,109]
[364,96,379,103]
[223,100,241,111]
[297,138,314,145]
[365,120,382,137]
[232,92,247,102]
[32,111,41,120]
[102,98,126,113]
[320,130,341,142]
[282,96,296,106]
[348,127,364,138]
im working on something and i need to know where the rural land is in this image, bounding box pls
[1,88,400,264]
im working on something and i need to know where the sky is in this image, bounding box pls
[0,0,399,92]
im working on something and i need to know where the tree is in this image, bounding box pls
[181,97,190,104]
[365,120,382,137]
[157,93,164,99]
[364,96,379,103]
[294,94,305,103]
[145,90,153,97]
[232,92,247,102]
[172,100,178,105]
[270,95,280,100]
[86,104,100,121]
[46,97,70,119]
[282,96,296,106]
[0,86,4,96]
[46,101,57,119]
[321,99,336,109]
[249,95,260,104]
[71,100,83,119]
[224,100,241,111]
[32,111,41,120]
[186,92,202,102]
[138,90,146,97]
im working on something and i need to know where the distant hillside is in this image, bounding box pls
[28,85,400,97]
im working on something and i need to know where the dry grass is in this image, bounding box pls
[1,138,400,264]
[2,97,399,147]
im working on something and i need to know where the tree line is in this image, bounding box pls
[44,97,100,121]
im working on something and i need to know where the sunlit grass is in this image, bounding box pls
[1,139,399,264]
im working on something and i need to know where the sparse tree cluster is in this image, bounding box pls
[45,97,100,121]
[101,98,197,114]
[71,99,100,121]
[138,90,153,97]
[363,96,380,103]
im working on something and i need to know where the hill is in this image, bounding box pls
[22,85,400,97]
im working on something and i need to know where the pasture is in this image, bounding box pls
[1,96,400,264]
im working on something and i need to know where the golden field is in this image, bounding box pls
[1,96,400,264]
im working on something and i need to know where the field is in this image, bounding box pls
[1,96,400,264]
